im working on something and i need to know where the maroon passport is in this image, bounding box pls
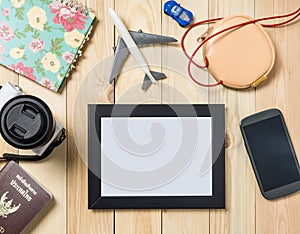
[0,161,52,234]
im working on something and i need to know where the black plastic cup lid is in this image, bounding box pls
[0,95,55,149]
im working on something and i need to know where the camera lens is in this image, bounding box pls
[0,95,55,149]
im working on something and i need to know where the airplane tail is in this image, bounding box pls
[142,71,167,91]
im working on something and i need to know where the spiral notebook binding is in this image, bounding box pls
[65,24,94,78]
[56,0,91,15]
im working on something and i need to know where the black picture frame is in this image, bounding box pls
[88,104,225,209]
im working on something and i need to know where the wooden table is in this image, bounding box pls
[1,0,299,233]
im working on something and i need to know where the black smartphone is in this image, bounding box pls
[240,109,300,200]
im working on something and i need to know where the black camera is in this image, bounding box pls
[0,82,66,161]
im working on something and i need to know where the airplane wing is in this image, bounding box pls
[109,38,129,84]
[130,31,178,46]
[109,31,177,83]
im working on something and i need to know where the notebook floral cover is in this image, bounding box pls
[0,0,95,92]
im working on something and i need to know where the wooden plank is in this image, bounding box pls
[0,1,297,233]
[163,209,209,234]
[18,78,66,234]
[161,1,210,233]
[114,0,162,104]
[255,1,300,234]
[115,210,161,234]
[12,14,67,231]
[17,1,70,229]
[209,1,256,234]
[0,12,58,234]
[0,68,18,175]
[114,0,162,233]
[66,0,115,234]
[162,0,209,104]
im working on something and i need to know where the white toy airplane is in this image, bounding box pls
[108,7,177,91]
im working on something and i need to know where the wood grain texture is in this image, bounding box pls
[255,1,300,234]
[114,0,162,233]
[162,0,209,104]
[162,209,210,234]
[19,78,67,234]
[0,1,299,233]
[114,0,162,105]
[115,210,161,234]
[66,0,114,234]
[0,64,18,182]
[161,1,210,234]
[13,11,68,231]
[209,1,256,234]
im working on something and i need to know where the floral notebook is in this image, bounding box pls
[0,0,95,92]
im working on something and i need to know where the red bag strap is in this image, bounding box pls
[181,8,300,88]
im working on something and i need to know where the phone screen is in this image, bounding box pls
[243,115,300,192]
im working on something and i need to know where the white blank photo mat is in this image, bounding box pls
[101,117,212,197]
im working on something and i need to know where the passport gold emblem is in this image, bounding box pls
[0,191,21,218]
